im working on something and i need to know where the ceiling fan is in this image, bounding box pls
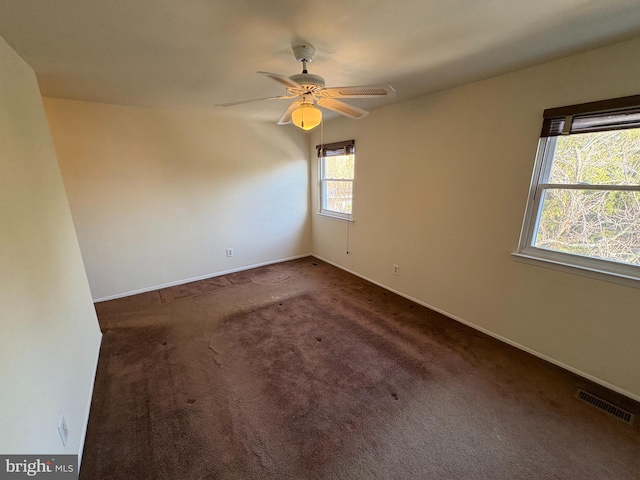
[217,44,395,130]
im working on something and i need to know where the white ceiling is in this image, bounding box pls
[1,0,640,122]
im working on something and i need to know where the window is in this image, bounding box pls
[317,140,355,221]
[517,95,640,282]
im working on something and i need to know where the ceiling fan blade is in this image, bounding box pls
[257,71,301,89]
[216,94,295,107]
[317,98,369,119]
[277,100,301,125]
[318,85,396,99]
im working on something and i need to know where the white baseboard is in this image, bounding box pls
[313,255,640,404]
[78,331,102,471]
[93,253,312,303]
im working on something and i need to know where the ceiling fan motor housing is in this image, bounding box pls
[288,44,324,94]
[288,73,325,93]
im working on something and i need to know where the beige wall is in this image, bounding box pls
[36,36,640,402]
[0,37,102,457]
[43,99,311,300]
[311,37,640,400]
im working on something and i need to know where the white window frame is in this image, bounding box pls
[516,96,640,285]
[317,140,355,222]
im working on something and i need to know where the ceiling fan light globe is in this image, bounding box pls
[292,103,322,130]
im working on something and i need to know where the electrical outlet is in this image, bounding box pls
[226,248,234,258]
[393,264,400,276]
[58,415,69,446]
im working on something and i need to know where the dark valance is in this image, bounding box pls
[540,94,640,137]
[316,140,355,157]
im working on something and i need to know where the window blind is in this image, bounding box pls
[316,140,355,157]
[540,94,640,137]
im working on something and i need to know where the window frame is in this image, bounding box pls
[317,140,356,222]
[516,95,640,284]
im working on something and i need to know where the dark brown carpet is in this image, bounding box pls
[81,257,640,479]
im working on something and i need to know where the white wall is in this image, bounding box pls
[0,37,102,457]
[43,99,311,300]
[311,37,640,400]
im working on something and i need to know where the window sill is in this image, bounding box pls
[511,252,640,289]
[317,212,354,223]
